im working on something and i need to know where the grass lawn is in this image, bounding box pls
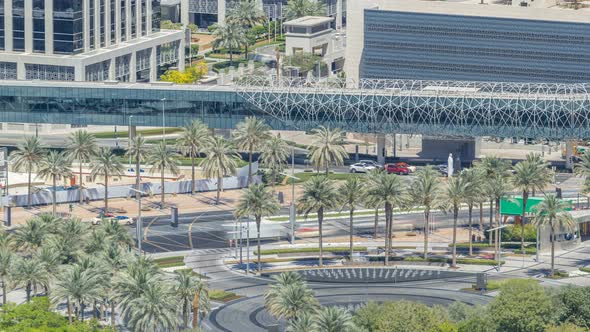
[292,172,363,183]
[153,256,185,268]
[267,206,421,222]
[255,246,368,255]
[94,127,183,139]
[209,290,241,302]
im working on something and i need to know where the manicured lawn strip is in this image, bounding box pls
[255,246,368,255]
[93,128,183,139]
[580,267,590,273]
[267,207,420,222]
[209,290,241,302]
[293,172,363,183]
[225,257,339,264]
[174,268,210,279]
[452,242,536,250]
[483,278,538,291]
[153,256,184,267]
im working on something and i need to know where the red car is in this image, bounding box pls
[385,164,410,175]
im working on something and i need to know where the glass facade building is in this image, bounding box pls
[361,9,590,83]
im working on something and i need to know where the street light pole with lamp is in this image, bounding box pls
[281,168,300,244]
[161,98,167,144]
[128,187,146,255]
[486,223,509,272]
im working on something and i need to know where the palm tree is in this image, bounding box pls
[484,172,513,260]
[9,136,45,207]
[100,242,130,328]
[366,171,406,265]
[50,217,89,263]
[233,117,271,184]
[284,0,327,21]
[313,306,355,332]
[146,141,180,207]
[445,176,469,268]
[12,257,48,302]
[512,154,552,254]
[100,221,134,248]
[91,147,125,213]
[476,156,512,245]
[192,275,210,330]
[34,244,62,293]
[308,126,348,175]
[176,120,209,195]
[461,167,486,256]
[260,136,290,193]
[126,281,180,332]
[14,218,49,252]
[212,21,247,65]
[265,282,319,321]
[287,311,315,332]
[227,0,266,58]
[409,166,443,259]
[364,192,383,240]
[51,263,104,322]
[339,177,366,260]
[265,271,304,302]
[174,269,200,328]
[0,248,13,304]
[37,151,73,215]
[531,195,576,277]
[126,135,149,200]
[575,150,590,180]
[200,136,240,204]
[66,130,98,204]
[114,256,160,322]
[297,176,340,267]
[235,184,280,272]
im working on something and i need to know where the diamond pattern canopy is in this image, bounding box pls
[235,77,590,140]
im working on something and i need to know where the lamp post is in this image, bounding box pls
[281,168,300,244]
[128,115,134,167]
[486,224,509,272]
[160,98,167,144]
[128,187,146,255]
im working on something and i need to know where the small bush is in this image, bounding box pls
[209,290,240,302]
[579,267,590,273]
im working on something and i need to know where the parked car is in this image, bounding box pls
[385,164,410,175]
[435,164,449,176]
[349,163,376,173]
[359,160,382,169]
[93,215,134,225]
[394,162,416,173]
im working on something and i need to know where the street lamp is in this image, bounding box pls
[486,224,509,272]
[128,187,146,255]
[128,115,134,167]
[281,166,300,244]
[160,98,167,144]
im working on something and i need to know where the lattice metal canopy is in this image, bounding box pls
[235,76,590,140]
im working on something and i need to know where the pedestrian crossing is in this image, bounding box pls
[191,248,232,255]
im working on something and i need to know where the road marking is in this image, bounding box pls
[188,217,199,249]
[144,217,159,241]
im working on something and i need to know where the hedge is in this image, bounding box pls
[484,224,537,242]
[255,246,368,255]
[153,256,184,267]
[209,290,240,302]
[451,242,536,249]
[580,267,590,273]
[368,256,504,266]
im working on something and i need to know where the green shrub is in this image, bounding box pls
[209,290,239,302]
[579,267,590,273]
[484,224,536,242]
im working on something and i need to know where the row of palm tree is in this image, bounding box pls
[1,213,210,330]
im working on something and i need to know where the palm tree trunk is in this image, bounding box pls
[110,301,116,328]
[248,148,253,184]
[135,153,141,200]
[245,44,249,59]
[193,291,201,330]
[67,297,72,323]
[479,202,483,231]
[384,203,391,265]
[191,153,196,195]
[494,198,500,261]
[257,217,261,273]
[52,176,57,215]
[452,207,458,268]
[81,301,85,322]
[318,207,324,267]
[271,169,276,194]
[388,205,394,264]
[521,191,528,254]
[182,301,188,328]
[1,278,6,305]
[216,177,222,204]
[349,208,354,260]
[229,50,233,66]
[161,169,165,207]
[104,173,109,212]
[27,167,32,208]
[488,199,493,245]
[79,163,84,204]
[423,209,429,259]
[373,208,378,240]
[550,224,555,276]
[468,205,473,256]
[25,283,31,302]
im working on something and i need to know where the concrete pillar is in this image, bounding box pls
[109,58,116,80]
[336,0,342,30]
[4,0,12,51]
[125,0,132,41]
[217,0,226,25]
[566,141,575,170]
[181,0,189,26]
[146,0,152,35]
[83,0,90,51]
[74,64,85,81]
[94,0,101,49]
[16,62,25,80]
[24,0,33,53]
[45,0,54,54]
[149,46,157,82]
[128,125,137,146]
[376,134,386,166]
[136,0,142,37]
[115,0,121,44]
[129,51,137,82]
[177,40,185,71]
[105,0,111,46]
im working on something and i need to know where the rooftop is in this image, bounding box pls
[283,16,334,27]
[366,0,590,24]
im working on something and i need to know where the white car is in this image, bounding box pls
[349,163,376,173]
[359,160,382,169]
[92,215,134,225]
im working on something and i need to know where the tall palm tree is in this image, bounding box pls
[461,167,486,256]
[366,171,406,265]
[313,306,356,332]
[445,175,469,268]
[91,147,125,213]
[297,176,340,267]
[212,21,247,65]
[50,217,89,263]
[264,271,304,303]
[9,136,45,207]
[531,195,576,277]
[34,244,62,293]
[126,135,149,200]
[409,166,443,259]
[364,192,383,240]
[66,130,98,204]
[176,120,209,195]
[37,151,73,215]
[100,242,130,328]
[484,172,513,260]
[227,0,266,58]
[284,0,327,21]
[200,136,240,204]
[51,263,104,322]
[174,269,209,329]
[100,221,134,248]
[114,256,160,322]
[265,282,319,321]
[146,141,180,207]
[12,257,48,302]
[339,177,366,260]
[192,275,210,330]
[512,154,552,254]
[126,281,180,332]
[476,156,512,245]
[14,218,49,252]
[308,126,348,175]
[233,117,271,184]
[235,184,280,272]
[287,311,315,332]
[0,248,13,305]
[260,136,290,193]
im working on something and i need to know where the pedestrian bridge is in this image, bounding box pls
[0,77,589,139]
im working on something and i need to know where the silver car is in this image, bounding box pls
[349,163,376,173]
